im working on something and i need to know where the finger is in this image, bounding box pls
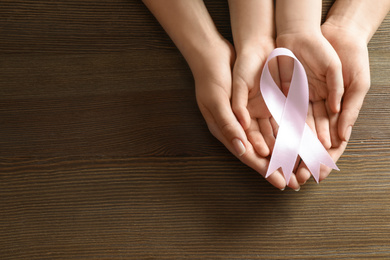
[313,100,331,149]
[295,140,348,184]
[257,166,287,191]
[205,107,288,190]
[199,94,288,190]
[326,59,344,113]
[199,95,248,158]
[232,75,251,130]
[246,118,270,157]
[295,161,312,185]
[293,157,300,172]
[286,172,301,191]
[338,80,370,142]
[246,90,272,119]
[296,122,346,185]
[306,102,316,134]
[277,55,294,96]
[270,116,279,138]
[259,118,276,152]
[238,144,287,190]
[296,103,316,185]
[260,116,300,190]
[325,101,342,148]
[319,140,348,181]
[268,57,282,88]
[209,118,287,190]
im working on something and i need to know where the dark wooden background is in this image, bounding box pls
[1,0,389,259]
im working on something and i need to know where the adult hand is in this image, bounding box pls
[194,39,289,190]
[294,0,390,184]
[322,22,370,143]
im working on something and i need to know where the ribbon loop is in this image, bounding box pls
[260,48,339,184]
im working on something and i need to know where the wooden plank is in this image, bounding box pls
[0,0,390,259]
[1,157,390,259]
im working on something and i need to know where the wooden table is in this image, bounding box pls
[1,1,389,259]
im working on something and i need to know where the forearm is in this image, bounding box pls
[228,0,274,54]
[276,0,322,35]
[142,0,224,70]
[325,0,390,43]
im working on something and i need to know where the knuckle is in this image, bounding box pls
[344,107,361,123]
[232,104,245,117]
[220,122,238,140]
[232,76,247,89]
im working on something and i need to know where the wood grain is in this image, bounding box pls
[1,1,390,259]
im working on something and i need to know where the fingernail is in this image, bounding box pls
[345,126,352,142]
[280,187,286,191]
[232,138,246,156]
[294,187,301,192]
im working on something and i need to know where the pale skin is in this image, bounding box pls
[229,0,345,188]
[142,0,291,190]
[276,0,344,149]
[143,0,390,190]
[275,0,345,185]
[310,0,390,182]
[278,0,390,184]
[323,0,390,143]
[228,0,300,190]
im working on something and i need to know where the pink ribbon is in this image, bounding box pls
[260,48,339,184]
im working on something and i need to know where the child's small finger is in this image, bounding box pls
[295,161,312,185]
[259,118,276,152]
[246,119,270,157]
[313,100,331,149]
[232,78,251,130]
[306,102,316,134]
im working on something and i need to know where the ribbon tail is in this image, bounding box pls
[299,125,339,183]
[266,132,298,185]
[265,159,279,179]
[266,159,295,185]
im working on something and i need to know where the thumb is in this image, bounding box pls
[338,79,370,141]
[326,60,344,113]
[201,97,248,157]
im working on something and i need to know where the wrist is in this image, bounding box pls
[277,20,321,37]
[324,15,372,45]
[324,0,390,44]
[184,37,235,80]
[275,0,322,36]
[174,22,226,65]
[276,29,323,50]
[234,36,275,58]
[228,0,275,60]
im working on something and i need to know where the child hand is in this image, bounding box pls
[231,42,301,191]
[293,21,372,184]
[231,42,274,157]
[276,31,344,149]
[275,31,344,185]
